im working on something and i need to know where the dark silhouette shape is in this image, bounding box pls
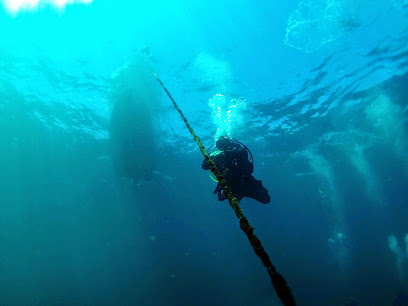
[109,60,159,185]
[202,136,270,204]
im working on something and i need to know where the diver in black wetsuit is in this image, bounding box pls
[202,136,271,204]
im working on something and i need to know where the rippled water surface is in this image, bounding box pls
[1,1,407,305]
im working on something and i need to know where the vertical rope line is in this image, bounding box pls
[145,59,296,305]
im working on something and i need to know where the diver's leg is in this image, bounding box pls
[245,176,271,204]
[213,184,227,201]
[214,183,245,202]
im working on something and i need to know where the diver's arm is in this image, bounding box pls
[202,152,222,170]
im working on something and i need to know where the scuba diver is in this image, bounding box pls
[202,136,271,204]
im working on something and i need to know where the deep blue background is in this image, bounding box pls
[1,0,408,305]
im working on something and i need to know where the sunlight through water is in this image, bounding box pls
[1,0,91,14]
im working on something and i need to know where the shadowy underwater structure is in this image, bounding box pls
[109,58,160,184]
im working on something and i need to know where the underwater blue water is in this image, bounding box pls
[1,0,408,305]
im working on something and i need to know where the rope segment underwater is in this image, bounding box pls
[144,59,296,306]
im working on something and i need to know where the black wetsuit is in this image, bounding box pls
[202,142,270,204]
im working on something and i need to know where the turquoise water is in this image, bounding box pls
[1,0,408,305]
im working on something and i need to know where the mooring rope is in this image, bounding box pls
[144,59,296,306]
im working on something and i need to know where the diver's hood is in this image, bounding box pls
[216,136,239,150]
